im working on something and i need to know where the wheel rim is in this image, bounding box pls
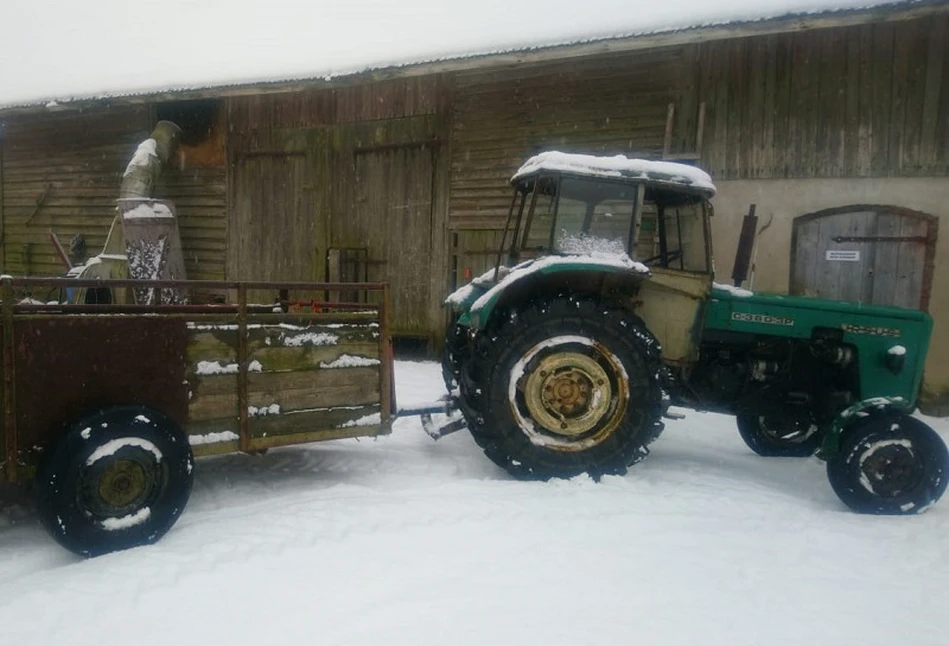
[509,335,629,451]
[857,439,924,498]
[759,415,818,445]
[80,449,164,521]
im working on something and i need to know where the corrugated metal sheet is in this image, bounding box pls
[448,47,686,231]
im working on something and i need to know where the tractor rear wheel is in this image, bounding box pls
[826,414,948,514]
[466,297,664,479]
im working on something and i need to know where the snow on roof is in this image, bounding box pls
[0,0,925,110]
[511,151,717,196]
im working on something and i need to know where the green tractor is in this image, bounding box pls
[442,151,948,515]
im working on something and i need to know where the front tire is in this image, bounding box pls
[737,412,822,457]
[36,405,195,556]
[469,297,663,479]
[827,414,948,515]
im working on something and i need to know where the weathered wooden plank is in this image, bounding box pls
[248,344,381,372]
[247,424,389,451]
[871,211,902,306]
[889,21,913,174]
[855,24,875,176]
[920,17,946,172]
[899,19,931,175]
[249,404,381,438]
[870,23,895,175]
[773,33,793,179]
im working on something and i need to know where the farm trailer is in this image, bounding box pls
[0,276,395,556]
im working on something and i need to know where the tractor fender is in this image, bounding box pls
[466,257,649,331]
[821,396,912,458]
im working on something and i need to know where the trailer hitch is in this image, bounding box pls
[396,394,467,440]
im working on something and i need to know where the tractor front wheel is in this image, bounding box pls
[468,297,664,479]
[826,414,948,515]
[737,412,822,457]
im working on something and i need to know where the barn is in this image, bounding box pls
[1,0,948,412]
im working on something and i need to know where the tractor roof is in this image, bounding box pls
[511,151,717,199]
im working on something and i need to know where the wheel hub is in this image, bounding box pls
[523,352,612,436]
[97,459,150,508]
[860,443,923,498]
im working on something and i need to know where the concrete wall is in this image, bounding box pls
[710,178,949,415]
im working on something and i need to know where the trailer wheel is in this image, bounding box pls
[36,405,194,557]
[736,412,822,457]
[469,297,664,479]
[826,415,948,515]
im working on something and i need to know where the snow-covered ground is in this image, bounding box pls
[1,360,947,645]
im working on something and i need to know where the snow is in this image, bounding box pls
[189,431,239,446]
[319,355,382,369]
[121,202,175,220]
[101,508,152,532]
[249,404,281,417]
[282,332,339,347]
[713,281,755,297]
[196,361,240,376]
[512,151,717,195]
[889,345,907,357]
[338,413,384,428]
[0,1,906,109]
[2,359,949,646]
[85,438,162,466]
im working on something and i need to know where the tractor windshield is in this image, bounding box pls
[513,174,710,273]
[520,177,639,257]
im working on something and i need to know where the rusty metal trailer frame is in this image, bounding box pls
[1,276,395,484]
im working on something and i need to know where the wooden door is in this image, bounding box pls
[230,153,316,283]
[338,144,435,337]
[790,206,937,309]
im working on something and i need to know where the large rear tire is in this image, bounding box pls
[36,405,194,556]
[826,414,948,515]
[466,297,664,479]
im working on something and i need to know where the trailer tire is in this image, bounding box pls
[469,296,664,479]
[826,414,948,515]
[737,413,822,457]
[36,405,194,557]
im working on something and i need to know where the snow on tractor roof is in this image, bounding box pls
[511,151,717,197]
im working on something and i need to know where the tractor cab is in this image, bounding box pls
[500,151,716,274]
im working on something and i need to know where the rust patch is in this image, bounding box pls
[14,316,190,449]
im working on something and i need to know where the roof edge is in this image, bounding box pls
[1,0,945,117]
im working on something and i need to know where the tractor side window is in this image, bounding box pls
[636,203,709,273]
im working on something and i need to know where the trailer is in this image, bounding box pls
[0,276,395,556]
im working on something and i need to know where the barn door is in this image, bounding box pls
[231,152,317,283]
[790,206,937,310]
[338,144,435,338]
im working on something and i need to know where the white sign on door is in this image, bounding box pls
[825,249,861,262]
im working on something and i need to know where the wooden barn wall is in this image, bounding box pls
[449,46,688,232]
[0,105,228,281]
[0,107,149,277]
[226,76,452,341]
[696,14,949,180]
[447,46,690,282]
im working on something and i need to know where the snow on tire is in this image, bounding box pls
[468,297,663,479]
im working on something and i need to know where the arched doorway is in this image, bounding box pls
[790,205,937,310]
